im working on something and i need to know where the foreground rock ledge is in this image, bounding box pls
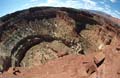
[1,54,104,78]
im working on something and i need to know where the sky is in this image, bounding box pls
[0,0,120,18]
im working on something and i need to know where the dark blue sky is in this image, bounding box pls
[0,0,120,18]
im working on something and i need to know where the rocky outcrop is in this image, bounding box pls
[0,7,120,78]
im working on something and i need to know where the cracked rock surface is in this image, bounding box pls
[0,7,120,78]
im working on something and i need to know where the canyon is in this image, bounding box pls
[0,7,120,78]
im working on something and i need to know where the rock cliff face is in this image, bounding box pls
[0,7,120,78]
